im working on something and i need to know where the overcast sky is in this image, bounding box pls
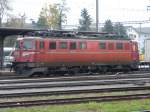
[10,0,150,26]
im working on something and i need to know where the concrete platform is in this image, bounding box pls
[0,69,15,75]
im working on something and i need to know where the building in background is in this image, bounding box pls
[126,26,150,54]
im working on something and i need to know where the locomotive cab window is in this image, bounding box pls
[15,40,20,50]
[70,42,77,50]
[59,42,67,49]
[116,43,123,50]
[79,42,87,49]
[49,41,56,49]
[99,42,106,49]
[23,39,35,50]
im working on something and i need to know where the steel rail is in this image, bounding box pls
[0,86,150,98]
[0,69,150,79]
[0,70,150,80]
[1,72,150,84]
[0,93,150,108]
[0,78,149,90]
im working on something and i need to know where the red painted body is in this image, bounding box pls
[13,37,139,66]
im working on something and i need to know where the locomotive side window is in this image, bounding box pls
[59,42,67,49]
[39,40,44,49]
[70,42,77,50]
[79,42,87,49]
[108,43,114,50]
[35,40,37,49]
[99,42,106,49]
[116,43,123,50]
[49,41,56,49]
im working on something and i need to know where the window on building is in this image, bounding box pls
[70,42,77,50]
[116,43,123,50]
[59,42,67,49]
[99,42,106,49]
[134,35,136,38]
[79,42,87,49]
[49,41,56,49]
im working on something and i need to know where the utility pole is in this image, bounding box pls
[96,0,99,32]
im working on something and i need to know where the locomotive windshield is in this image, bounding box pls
[23,39,35,50]
[15,41,20,49]
[15,39,35,50]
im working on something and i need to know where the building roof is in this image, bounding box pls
[0,27,40,37]
[126,26,150,34]
[135,27,150,34]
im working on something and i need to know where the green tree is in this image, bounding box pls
[37,8,49,29]
[0,0,11,27]
[114,22,127,36]
[102,19,114,33]
[78,8,92,31]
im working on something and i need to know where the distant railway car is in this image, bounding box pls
[139,39,150,69]
[144,39,150,62]
[12,32,139,76]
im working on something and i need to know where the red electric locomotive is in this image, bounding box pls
[12,31,139,76]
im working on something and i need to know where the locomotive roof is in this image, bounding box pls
[21,36,132,43]
[22,30,130,41]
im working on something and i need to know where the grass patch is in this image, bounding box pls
[1,99,150,112]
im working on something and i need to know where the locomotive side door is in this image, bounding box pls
[34,39,44,62]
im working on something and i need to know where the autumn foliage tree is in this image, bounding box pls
[37,4,59,29]
[37,0,68,29]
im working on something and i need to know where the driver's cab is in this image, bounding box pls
[13,37,37,62]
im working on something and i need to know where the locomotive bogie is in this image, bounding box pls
[13,62,138,76]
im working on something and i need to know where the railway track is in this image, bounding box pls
[1,72,150,84]
[0,85,150,98]
[0,70,150,80]
[0,71,150,108]
[0,93,150,108]
[0,73,149,97]
[0,77,149,90]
